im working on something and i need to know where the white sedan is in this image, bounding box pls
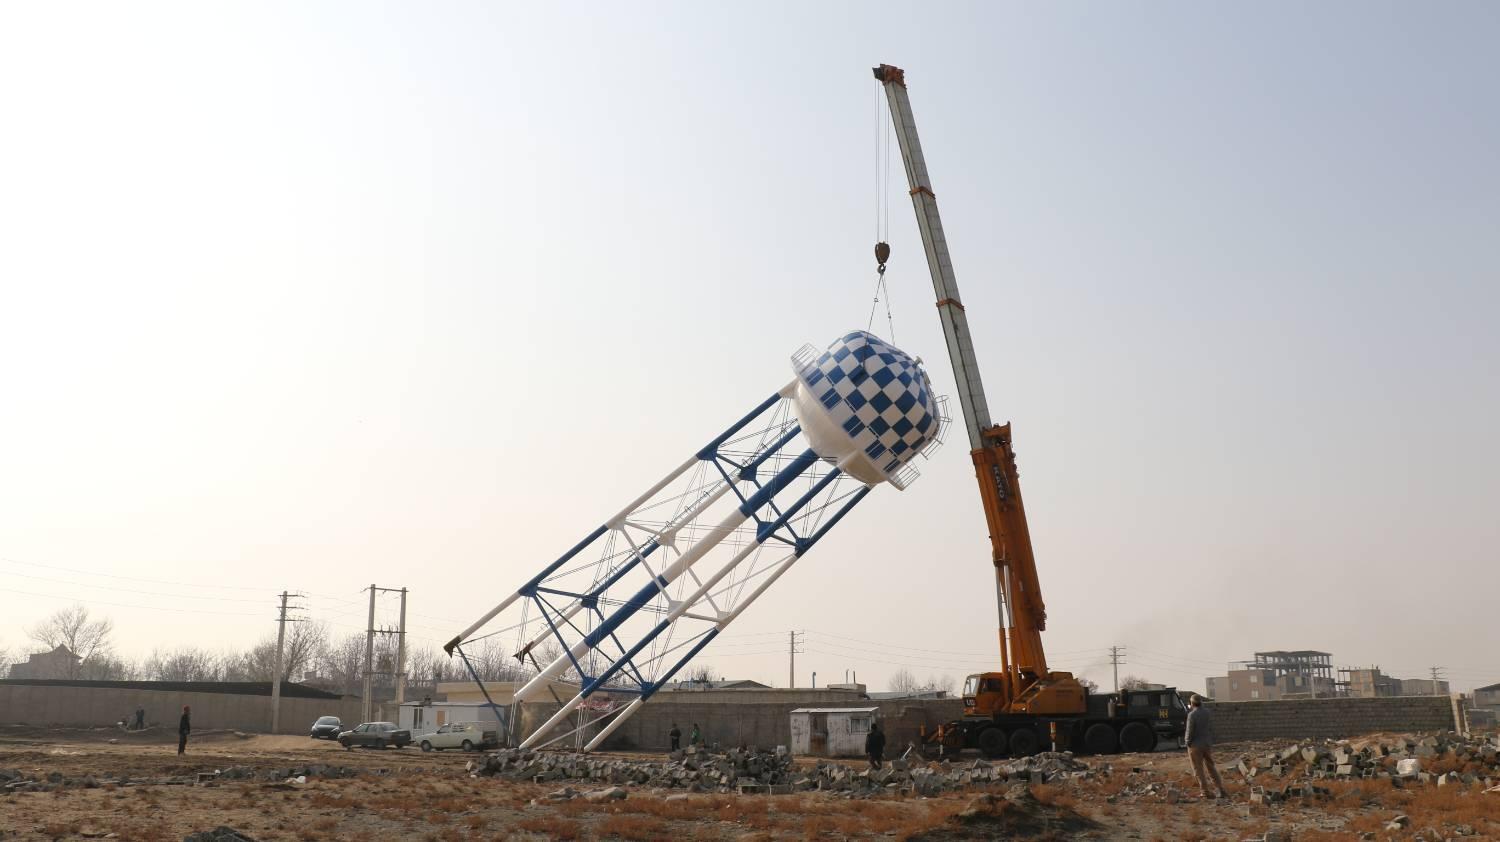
[417,722,496,752]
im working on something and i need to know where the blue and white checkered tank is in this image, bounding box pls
[791,331,945,489]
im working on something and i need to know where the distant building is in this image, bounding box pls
[1204,676,1228,700]
[1340,667,1401,698]
[868,689,948,700]
[9,646,81,680]
[1204,650,1337,701]
[663,678,772,692]
[1473,683,1500,711]
[1395,678,1450,697]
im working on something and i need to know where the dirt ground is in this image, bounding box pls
[2,726,1497,841]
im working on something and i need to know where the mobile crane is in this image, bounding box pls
[873,64,1187,757]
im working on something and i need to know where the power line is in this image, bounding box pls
[0,584,264,617]
[0,555,293,594]
[803,628,1108,659]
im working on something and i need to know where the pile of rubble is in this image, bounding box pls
[471,745,796,791]
[470,745,1093,796]
[1231,732,1500,796]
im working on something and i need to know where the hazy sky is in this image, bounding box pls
[2,1,1496,696]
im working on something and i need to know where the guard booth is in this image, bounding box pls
[789,707,879,758]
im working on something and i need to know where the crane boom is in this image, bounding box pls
[874,65,992,451]
[875,63,1072,716]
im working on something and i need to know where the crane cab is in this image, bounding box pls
[962,670,1089,718]
[962,673,1009,717]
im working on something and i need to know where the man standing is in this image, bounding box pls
[177,705,191,756]
[134,707,145,731]
[689,723,701,747]
[865,721,886,770]
[1185,694,1228,800]
[669,722,681,751]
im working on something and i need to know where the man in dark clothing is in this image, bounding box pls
[1185,695,1228,799]
[669,723,681,751]
[134,707,145,731]
[177,706,191,755]
[865,722,886,770]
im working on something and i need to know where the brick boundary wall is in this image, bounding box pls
[0,683,363,735]
[1207,696,1457,743]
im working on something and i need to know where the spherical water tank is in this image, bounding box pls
[791,330,944,487]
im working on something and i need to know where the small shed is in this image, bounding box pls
[789,707,879,758]
[398,700,509,738]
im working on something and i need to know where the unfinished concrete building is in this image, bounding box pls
[1340,667,1402,698]
[1205,650,1338,701]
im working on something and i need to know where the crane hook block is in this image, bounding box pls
[875,241,891,273]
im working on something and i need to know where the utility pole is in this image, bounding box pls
[270,591,303,734]
[788,630,804,688]
[1110,645,1126,693]
[363,584,376,723]
[362,585,410,723]
[395,587,408,707]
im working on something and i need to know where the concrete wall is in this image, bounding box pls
[1208,695,1457,742]
[511,695,1460,752]
[515,696,964,755]
[0,684,363,735]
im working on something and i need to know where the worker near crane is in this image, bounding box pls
[1185,695,1229,800]
[669,722,681,752]
[865,722,886,770]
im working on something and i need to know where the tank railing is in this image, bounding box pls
[888,460,921,491]
[917,394,954,460]
[789,344,819,378]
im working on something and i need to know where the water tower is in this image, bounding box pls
[445,331,946,750]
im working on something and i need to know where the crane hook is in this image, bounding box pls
[875,241,890,275]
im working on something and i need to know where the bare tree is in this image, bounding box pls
[144,647,223,682]
[80,654,136,680]
[319,633,367,695]
[279,620,327,681]
[27,605,113,678]
[1077,676,1100,694]
[238,639,280,682]
[1119,675,1155,691]
[683,664,717,686]
[889,667,919,694]
[921,674,957,695]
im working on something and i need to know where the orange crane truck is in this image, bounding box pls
[874,63,1188,758]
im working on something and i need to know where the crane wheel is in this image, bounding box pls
[976,727,1007,758]
[1008,727,1041,758]
[1083,723,1118,755]
[1118,722,1156,754]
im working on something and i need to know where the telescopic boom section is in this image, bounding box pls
[873,64,1050,682]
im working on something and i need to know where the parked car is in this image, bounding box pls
[309,716,343,740]
[417,722,499,752]
[337,721,411,750]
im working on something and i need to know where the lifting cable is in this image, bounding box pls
[868,82,897,342]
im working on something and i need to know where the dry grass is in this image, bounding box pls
[517,814,582,840]
[597,814,671,840]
